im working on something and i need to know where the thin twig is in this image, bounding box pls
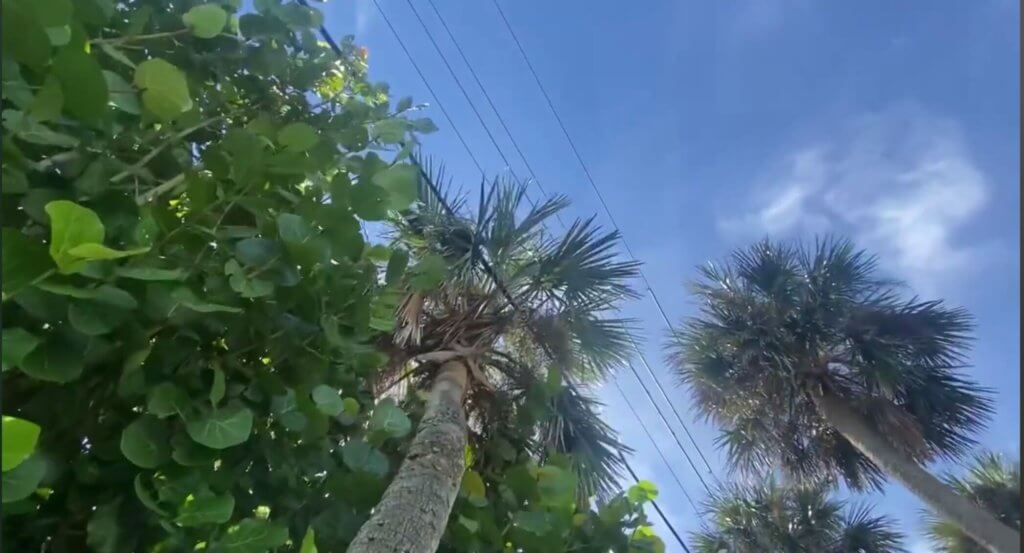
[112,114,227,184]
[90,29,190,46]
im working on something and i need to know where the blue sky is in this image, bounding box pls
[319,1,1020,550]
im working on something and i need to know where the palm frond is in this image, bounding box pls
[691,480,905,552]
[925,452,1020,552]
[668,238,993,491]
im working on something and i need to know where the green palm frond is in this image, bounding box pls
[668,237,993,490]
[538,383,633,500]
[925,453,1020,552]
[392,162,640,500]
[691,479,905,552]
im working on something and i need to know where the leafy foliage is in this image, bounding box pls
[1,0,422,548]
[0,0,661,550]
[925,453,1021,552]
[668,238,993,489]
[692,479,905,552]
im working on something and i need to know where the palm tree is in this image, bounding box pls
[926,453,1021,552]
[348,165,641,552]
[668,238,1020,553]
[692,479,906,552]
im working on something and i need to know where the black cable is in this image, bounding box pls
[488,0,718,478]
[420,0,564,226]
[401,0,519,181]
[612,380,699,512]
[623,360,711,493]
[620,452,694,553]
[303,12,696,552]
[368,0,486,176]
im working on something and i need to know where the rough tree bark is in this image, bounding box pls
[812,390,1021,553]
[348,360,469,553]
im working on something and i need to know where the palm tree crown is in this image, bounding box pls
[692,479,906,552]
[669,238,993,489]
[387,163,642,496]
[926,453,1021,552]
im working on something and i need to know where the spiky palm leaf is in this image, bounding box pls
[388,157,640,497]
[925,453,1021,552]
[691,479,905,552]
[668,238,992,490]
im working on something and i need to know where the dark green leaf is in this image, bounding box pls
[341,440,388,477]
[21,339,83,383]
[103,70,140,114]
[53,47,108,122]
[1,0,51,69]
[368,400,411,439]
[217,518,289,552]
[372,164,418,211]
[1,328,41,371]
[147,382,190,418]
[86,500,121,553]
[1,453,45,503]
[311,385,343,416]
[175,491,235,526]
[186,405,253,449]
[1,229,53,297]
[120,415,170,468]
[277,122,318,152]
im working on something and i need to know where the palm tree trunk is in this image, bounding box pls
[812,390,1020,553]
[348,360,468,553]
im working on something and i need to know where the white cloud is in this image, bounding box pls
[719,106,992,294]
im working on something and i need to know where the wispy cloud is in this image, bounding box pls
[719,105,993,294]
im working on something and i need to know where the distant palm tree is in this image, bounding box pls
[926,453,1021,552]
[668,238,1020,553]
[692,479,905,552]
[349,167,640,552]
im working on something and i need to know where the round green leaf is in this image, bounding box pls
[134,474,170,516]
[1,328,41,371]
[120,415,170,468]
[409,253,447,292]
[29,75,63,122]
[53,47,109,122]
[1,0,51,69]
[460,470,488,507]
[218,518,289,551]
[175,491,235,526]
[277,122,318,152]
[310,385,343,416]
[341,440,388,477]
[372,164,419,211]
[2,416,41,472]
[147,382,190,418]
[627,480,659,504]
[182,4,228,39]
[368,400,411,439]
[44,200,105,274]
[1,453,46,503]
[68,301,123,335]
[1,229,54,298]
[133,58,192,122]
[186,405,253,449]
[21,340,83,383]
[350,183,389,221]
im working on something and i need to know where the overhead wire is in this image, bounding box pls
[302,5,700,550]
[612,379,700,512]
[487,0,718,478]
[621,451,694,553]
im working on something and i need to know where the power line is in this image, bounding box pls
[620,452,693,553]
[488,0,717,478]
[366,0,486,176]
[612,380,699,512]
[421,0,713,484]
[400,0,519,181]
[623,359,711,493]
[420,0,564,224]
[303,10,697,552]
